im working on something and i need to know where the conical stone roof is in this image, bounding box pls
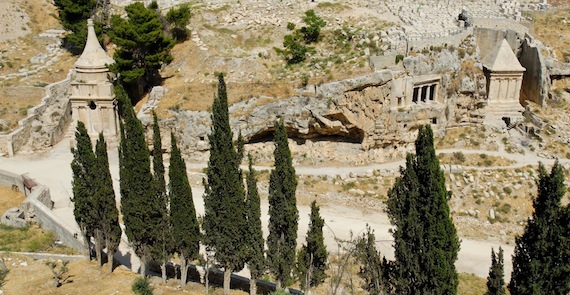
[74,19,115,71]
[482,39,525,72]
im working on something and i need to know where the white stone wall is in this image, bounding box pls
[0,72,72,156]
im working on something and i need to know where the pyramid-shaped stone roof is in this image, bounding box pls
[482,39,525,72]
[75,19,115,70]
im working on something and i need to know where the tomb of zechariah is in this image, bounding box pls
[482,38,526,128]
[70,19,119,138]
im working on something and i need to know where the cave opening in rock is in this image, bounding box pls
[248,128,364,144]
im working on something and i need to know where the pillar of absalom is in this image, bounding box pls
[70,19,118,138]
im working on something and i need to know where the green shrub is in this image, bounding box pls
[503,187,512,195]
[132,277,153,295]
[287,22,295,31]
[452,152,466,163]
[498,203,512,214]
[300,9,326,43]
[300,73,309,87]
[395,54,404,64]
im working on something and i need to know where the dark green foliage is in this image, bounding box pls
[386,125,459,294]
[119,97,162,276]
[202,73,248,285]
[0,258,9,288]
[395,54,404,64]
[246,154,265,278]
[509,162,570,295]
[300,10,326,43]
[165,4,191,41]
[267,120,298,288]
[94,133,121,271]
[114,83,129,117]
[169,132,200,285]
[70,121,96,252]
[486,247,505,295]
[276,31,308,65]
[276,10,324,64]
[296,201,328,290]
[245,154,265,295]
[132,277,153,295]
[53,0,96,54]
[354,225,391,295]
[108,2,175,101]
[151,112,171,281]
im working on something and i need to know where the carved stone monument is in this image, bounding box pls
[70,19,118,138]
[482,38,525,128]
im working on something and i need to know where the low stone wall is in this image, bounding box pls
[0,169,24,193]
[22,194,85,254]
[0,169,86,254]
[0,71,72,156]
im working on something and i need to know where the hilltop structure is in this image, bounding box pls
[70,19,118,138]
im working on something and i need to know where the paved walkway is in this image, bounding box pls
[1,133,567,280]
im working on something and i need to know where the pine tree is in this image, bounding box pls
[54,0,97,53]
[486,247,505,295]
[151,112,171,282]
[108,2,175,101]
[119,97,162,277]
[267,120,298,289]
[245,154,265,295]
[202,73,248,295]
[509,162,570,294]
[386,124,459,294]
[354,225,391,295]
[93,133,122,272]
[70,121,96,257]
[169,132,200,286]
[296,200,328,292]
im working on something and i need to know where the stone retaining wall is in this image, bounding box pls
[0,169,86,254]
[0,71,72,156]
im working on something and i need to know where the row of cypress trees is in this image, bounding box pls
[72,75,329,294]
[369,124,570,295]
[71,122,121,273]
[484,161,570,295]
[203,74,329,294]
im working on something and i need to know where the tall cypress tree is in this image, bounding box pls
[93,133,122,272]
[267,120,298,289]
[169,132,200,286]
[486,247,505,295]
[245,154,265,295]
[509,162,570,294]
[203,73,248,295]
[386,124,459,294]
[119,97,162,277]
[70,121,96,257]
[296,200,328,292]
[151,111,171,282]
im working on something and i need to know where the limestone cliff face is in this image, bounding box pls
[167,70,449,155]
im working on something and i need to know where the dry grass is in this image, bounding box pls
[525,9,570,61]
[0,185,26,213]
[0,87,44,132]
[2,256,247,295]
[436,127,499,151]
[438,152,515,167]
[458,273,489,295]
[0,0,76,133]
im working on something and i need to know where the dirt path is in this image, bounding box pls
[3,135,563,280]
